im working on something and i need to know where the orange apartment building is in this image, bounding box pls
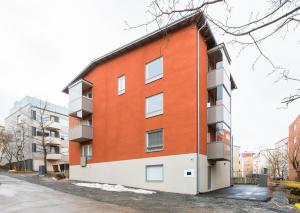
[288,115,300,180]
[242,152,255,177]
[63,13,237,194]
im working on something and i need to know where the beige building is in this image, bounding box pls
[242,152,255,176]
[233,145,242,177]
[4,96,69,172]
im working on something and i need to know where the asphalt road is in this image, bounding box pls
[0,172,296,213]
[0,174,137,213]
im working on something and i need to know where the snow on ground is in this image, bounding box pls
[72,182,156,194]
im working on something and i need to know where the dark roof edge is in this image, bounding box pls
[62,12,216,93]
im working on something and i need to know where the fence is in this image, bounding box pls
[233,171,268,186]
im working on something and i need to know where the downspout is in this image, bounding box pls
[196,20,207,194]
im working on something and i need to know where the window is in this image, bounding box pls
[32,127,37,136]
[81,117,92,126]
[146,165,163,181]
[118,75,126,95]
[50,131,60,138]
[83,88,93,99]
[17,115,22,124]
[146,129,163,151]
[81,144,92,160]
[145,57,163,83]
[31,110,37,120]
[146,93,163,118]
[32,143,37,152]
[50,115,59,123]
[49,146,59,154]
[207,85,231,112]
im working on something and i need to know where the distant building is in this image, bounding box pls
[242,152,255,176]
[4,96,69,172]
[275,137,288,178]
[288,115,300,180]
[253,151,269,175]
[232,145,242,177]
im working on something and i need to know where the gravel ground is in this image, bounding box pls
[0,171,298,213]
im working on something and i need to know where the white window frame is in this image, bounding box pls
[81,144,92,160]
[145,93,163,118]
[145,57,163,84]
[118,75,126,95]
[146,164,164,182]
[146,129,163,152]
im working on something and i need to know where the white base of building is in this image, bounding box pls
[70,153,230,194]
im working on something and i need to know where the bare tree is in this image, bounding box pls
[289,138,300,181]
[262,146,288,179]
[128,0,300,105]
[34,100,55,174]
[11,123,31,171]
[0,129,15,170]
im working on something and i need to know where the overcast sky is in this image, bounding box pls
[0,0,299,152]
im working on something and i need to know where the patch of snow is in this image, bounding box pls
[72,182,156,194]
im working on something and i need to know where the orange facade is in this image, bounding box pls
[69,24,208,166]
[288,115,300,180]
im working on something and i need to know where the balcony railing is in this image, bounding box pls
[45,121,60,131]
[207,68,231,92]
[207,105,231,127]
[69,96,93,118]
[46,153,62,160]
[207,141,230,161]
[45,137,61,146]
[69,125,93,142]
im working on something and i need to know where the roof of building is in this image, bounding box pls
[8,96,68,116]
[62,12,219,93]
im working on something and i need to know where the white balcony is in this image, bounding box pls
[69,96,93,118]
[207,105,231,127]
[207,69,231,92]
[46,153,62,160]
[69,125,93,142]
[45,121,60,131]
[45,137,61,146]
[207,141,230,161]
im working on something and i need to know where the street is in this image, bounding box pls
[0,174,136,213]
[0,172,297,213]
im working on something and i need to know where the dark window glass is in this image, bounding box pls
[32,143,37,152]
[32,127,36,136]
[31,110,36,120]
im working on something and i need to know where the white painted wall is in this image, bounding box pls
[70,153,198,194]
[198,154,230,192]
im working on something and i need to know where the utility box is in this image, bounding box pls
[259,174,268,187]
[39,165,45,176]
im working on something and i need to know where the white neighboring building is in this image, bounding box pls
[253,151,269,175]
[275,137,288,179]
[4,96,69,172]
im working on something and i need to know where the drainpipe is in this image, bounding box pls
[196,20,207,194]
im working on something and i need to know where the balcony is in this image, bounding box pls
[46,153,62,160]
[45,137,61,146]
[207,105,231,127]
[69,96,93,118]
[207,69,231,92]
[207,141,230,161]
[69,125,93,142]
[45,121,60,131]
